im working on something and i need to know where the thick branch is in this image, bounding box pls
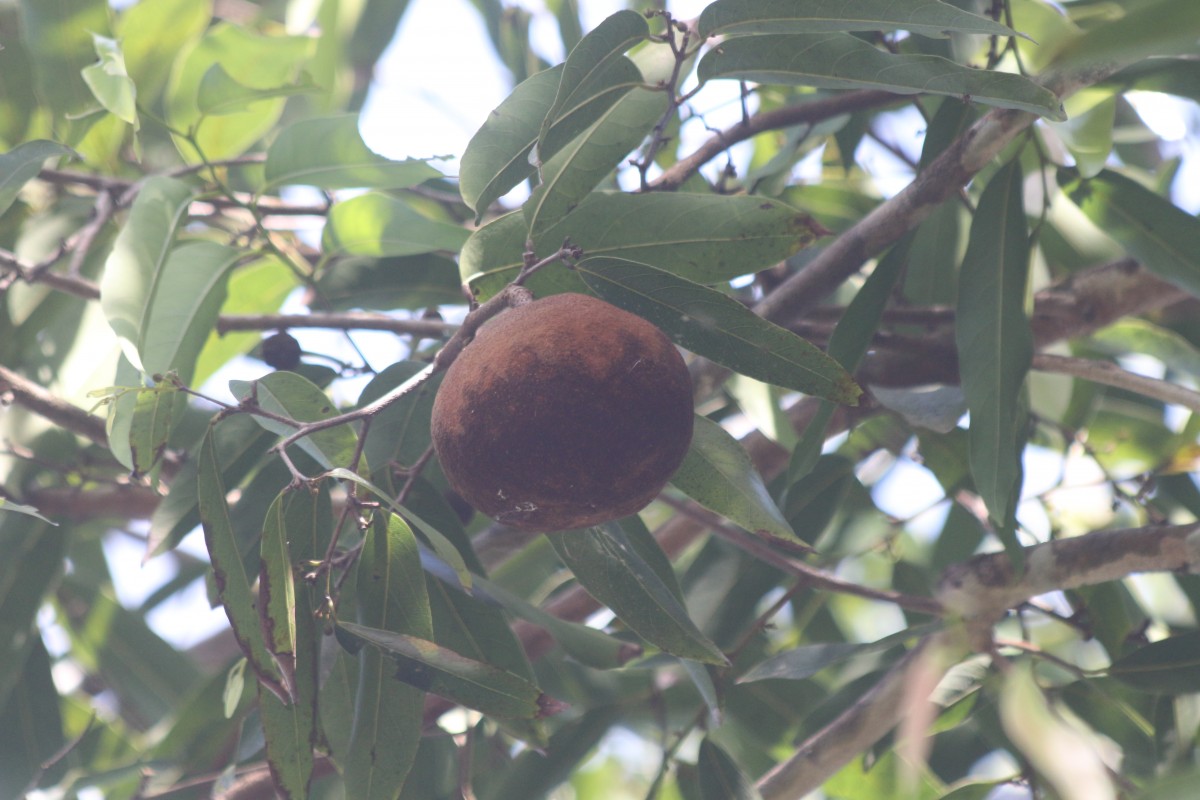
[0,365,109,447]
[756,523,1200,799]
[753,67,1122,329]
[938,523,1200,632]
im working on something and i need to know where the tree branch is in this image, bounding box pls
[1032,353,1200,414]
[752,66,1122,330]
[0,365,109,447]
[649,90,900,191]
[216,312,458,338]
[756,523,1200,799]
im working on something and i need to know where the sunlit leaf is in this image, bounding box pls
[229,371,358,470]
[81,34,137,125]
[196,64,318,117]
[1049,91,1117,179]
[1050,0,1200,74]
[139,241,241,384]
[548,522,728,665]
[1000,663,1117,800]
[0,499,56,525]
[462,193,829,296]
[100,176,193,373]
[128,384,177,478]
[956,160,1030,557]
[322,193,470,257]
[575,257,860,403]
[116,0,210,103]
[164,23,314,162]
[0,140,75,217]
[540,10,647,145]
[699,0,1024,39]
[1059,168,1200,299]
[671,415,796,542]
[264,115,442,189]
[19,0,110,117]
[459,66,561,217]
[698,33,1065,119]
[525,83,666,235]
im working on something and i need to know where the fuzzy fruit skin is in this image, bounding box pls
[430,293,693,532]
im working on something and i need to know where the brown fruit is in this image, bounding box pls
[430,293,693,532]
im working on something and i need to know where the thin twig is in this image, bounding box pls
[649,90,900,191]
[1032,353,1200,414]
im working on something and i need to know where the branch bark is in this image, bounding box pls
[755,523,1200,800]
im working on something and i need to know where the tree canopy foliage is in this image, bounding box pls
[3,0,1200,798]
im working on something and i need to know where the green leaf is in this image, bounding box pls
[1050,0,1200,74]
[139,241,242,384]
[459,66,562,217]
[469,574,642,669]
[788,235,908,483]
[345,513,432,799]
[230,371,358,470]
[164,23,314,162]
[956,160,1030,555]
[259,492,298,697]
[697,738,762,800]
[322,192,470,257]
[671,415,796,543]
[0,140,75,218]
[324,467,473,591]
[315,254,462,312]
[999,663,1115,800]
[257,490,326,799]
[196,426,285,699]
[99,175,194,373]
[128,384,177,478]
[338,620,555,720]
[147,413,275,557]
[1059,168,1200,299]
[462,193,829,296]
[1049,91,1116,179]
[699,0,1025,39]
[116,0,210,103]
[575,257,860,403]
[1089,319,1200,379]
[525,82,666,236]
[358,362,441,476]
[81,34,138,125]
[548,522,728,665]
[1109,632,1200,695]
[540,10,647,142]
[0,499,56,525]
[264,115,442,190]
[0,638,65,798]
[698,33,1065,120]
[0,516,63,706]
[196,63,318,117]
[19,0,110,118]
[193,255,298,387]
